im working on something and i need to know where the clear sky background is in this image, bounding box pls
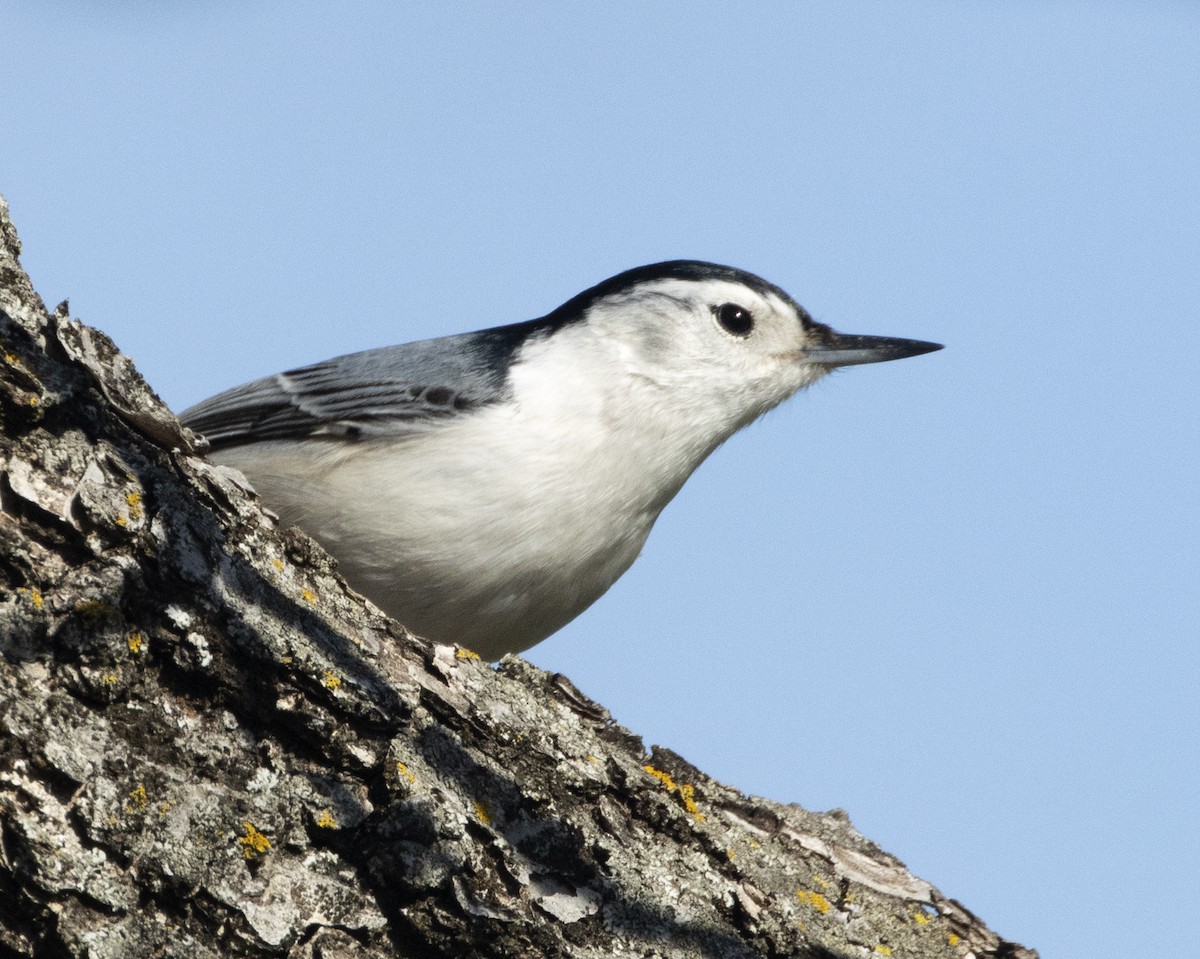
[6,3,1198,956]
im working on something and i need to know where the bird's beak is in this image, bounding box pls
[804,332,943,368]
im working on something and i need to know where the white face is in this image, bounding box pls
[584,276,834,434]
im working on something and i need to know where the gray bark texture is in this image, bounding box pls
[0,194,1036,959]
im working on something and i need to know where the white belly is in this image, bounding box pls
[214,418,667,659]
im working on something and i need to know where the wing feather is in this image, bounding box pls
[181,326,534,450]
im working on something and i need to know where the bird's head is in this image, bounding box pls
[553,261,941,434]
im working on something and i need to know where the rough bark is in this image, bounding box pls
[0,194,1036,959]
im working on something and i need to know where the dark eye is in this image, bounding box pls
[715,302,754,337]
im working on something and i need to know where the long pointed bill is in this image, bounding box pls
[804,333,943,368]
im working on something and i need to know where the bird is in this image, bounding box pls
[182,260,941,660]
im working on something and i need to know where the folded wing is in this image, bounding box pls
[181,325,534,450]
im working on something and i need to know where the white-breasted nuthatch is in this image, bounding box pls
[182,261,941,659]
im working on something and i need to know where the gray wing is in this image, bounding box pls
[181,326,534,450]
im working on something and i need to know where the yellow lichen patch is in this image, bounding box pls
[101,672,119,686]
[322,669,342,690]
[642,765,705,821]
[586,754,600,764]
[796,889,832,915]
[455,647,480,660]
[644,764,677,791]
[875,946,893,956]
[301,588,316,604]
[947,934,960,946]
[811,874,829,889]
[474,801,493,826]
[239,822,271,859]
[125,490,144,519]
[726,848,736,860]
[913,910,930,926]
[158,801,173,818]
[271,558,284,572]
[315,808,337,829]
[125,784,149,813]
[127,631,146,654]
[677,782,703,819]
[396,761,416,784]
[18,587,44,609]
[28,395,39,406]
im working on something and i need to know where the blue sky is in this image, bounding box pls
[6,3,1198,956]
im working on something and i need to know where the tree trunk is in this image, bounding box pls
[0,194,1035,959]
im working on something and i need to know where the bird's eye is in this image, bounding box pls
[715,303,754,337]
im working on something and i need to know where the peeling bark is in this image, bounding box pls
[0,194,1036,959]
